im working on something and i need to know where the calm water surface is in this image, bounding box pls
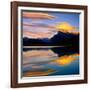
[22,46,79,77]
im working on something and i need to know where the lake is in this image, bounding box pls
[22,46,79,77]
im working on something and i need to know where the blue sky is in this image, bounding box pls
[23,11,80,28]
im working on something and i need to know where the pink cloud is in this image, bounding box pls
[23,12,55,19]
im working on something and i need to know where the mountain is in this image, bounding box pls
[23,31,79,46]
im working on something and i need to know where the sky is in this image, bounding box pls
[22,11,80,39]
[23,11,80,27]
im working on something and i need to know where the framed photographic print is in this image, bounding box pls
[11,1,88,88]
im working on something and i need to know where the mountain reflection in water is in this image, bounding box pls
[22,46,79,77]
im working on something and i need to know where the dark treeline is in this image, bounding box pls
[23,31,79,47]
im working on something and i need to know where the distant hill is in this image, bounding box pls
[23,31,79,46]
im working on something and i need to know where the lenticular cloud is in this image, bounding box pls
[23,23,58,39]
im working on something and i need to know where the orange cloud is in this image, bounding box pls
[23,23,57,39]
[23,50,58,58]
[23,30,57,39]
[23,69,56,77]
[55,22,79,34]
[55,54,79,66]
[23,12,55,19]
[23,50,58,65]
[23,23,55,29]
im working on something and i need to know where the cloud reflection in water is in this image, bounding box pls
[22,47,79,77]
